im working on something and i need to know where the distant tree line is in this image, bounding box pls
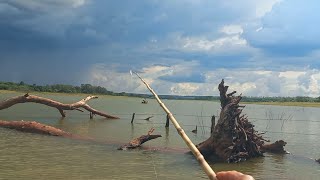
[241,96,320,103]
[0,81,118,95]
[0,81,319,102]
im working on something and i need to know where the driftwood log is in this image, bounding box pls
[0,120,92,140]
[197,79,287,162]
[0,120,164,149]
[118,128,161,150]
[316,158,320,164]
[260,140,287,153]
[0,120,191,155]
[0,93,119,119]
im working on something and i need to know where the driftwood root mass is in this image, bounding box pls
[197,79,287,163]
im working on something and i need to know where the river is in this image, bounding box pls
[0,92,319,179]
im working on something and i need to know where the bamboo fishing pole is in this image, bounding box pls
[134,72,217,180]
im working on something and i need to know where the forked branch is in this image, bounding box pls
[0,93,119,119]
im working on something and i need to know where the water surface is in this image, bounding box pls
[0,92,319,179]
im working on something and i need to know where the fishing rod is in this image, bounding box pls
[132,71,217,180]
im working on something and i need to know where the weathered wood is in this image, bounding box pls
[197,79,287,163]
[192,126,197,134]
[144,116,153,121]
[0,120,91,140]
[131,113,135,123]
[0,93,119,119]
[165,114,169,127]
[118,128,162,150]
[210,115,215,133]
[260,140,288,154]
[0,119,190,154]
[141,98,148,104]
[0,120,176,152]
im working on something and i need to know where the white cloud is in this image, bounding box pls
[141,65,171,76]
[219,0,281,20]
[279,71,306,79]
[244,0,320,55]
[87,61,204,95]
[255,70,272,75]
[220,25,243,35]
[170,83,200,95]
[178,35,247,52]
[204,69,320,97]
[255,0,282,18]
[87,63,320,97]
[87,63,143,93]
[308,75,319,95]
[153,13,168,22]
[256,27,263,32]
[297,70,320,97]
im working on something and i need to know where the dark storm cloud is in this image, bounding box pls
[0,0,319,96]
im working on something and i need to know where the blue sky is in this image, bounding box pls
[0,0,319,97]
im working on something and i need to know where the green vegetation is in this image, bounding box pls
[0,81,320,104]
[0,81,221,100]
[0,81,116,95]
[241,96,320,103]
[242,101,320,107]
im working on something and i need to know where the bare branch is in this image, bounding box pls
[118,128,161,150]
[0,94,119,119]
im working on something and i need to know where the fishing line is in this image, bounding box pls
[148,116,159,180]
[149,152,159,180]
[130,69,160,180]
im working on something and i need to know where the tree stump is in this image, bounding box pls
[197,79,287,163]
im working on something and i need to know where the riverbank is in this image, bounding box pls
[242,101,320,108]
[1,90,319,108]
[0,90,118,98]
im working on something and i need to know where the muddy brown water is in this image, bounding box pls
[0,92,319,179]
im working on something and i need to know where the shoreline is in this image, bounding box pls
[1,90,319,108]
[242,101,320,108]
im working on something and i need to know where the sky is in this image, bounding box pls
[0,0,319,97]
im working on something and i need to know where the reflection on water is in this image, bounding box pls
[0,92,320,179]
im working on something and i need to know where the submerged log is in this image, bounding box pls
[0,120,92,140]
[197,79,287,162]
[0,120,187,154]
[144,116,154,121]
[0,93,119,119]
[260,140,288,154]
[0,120,165,149]
[118,128,161,150]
